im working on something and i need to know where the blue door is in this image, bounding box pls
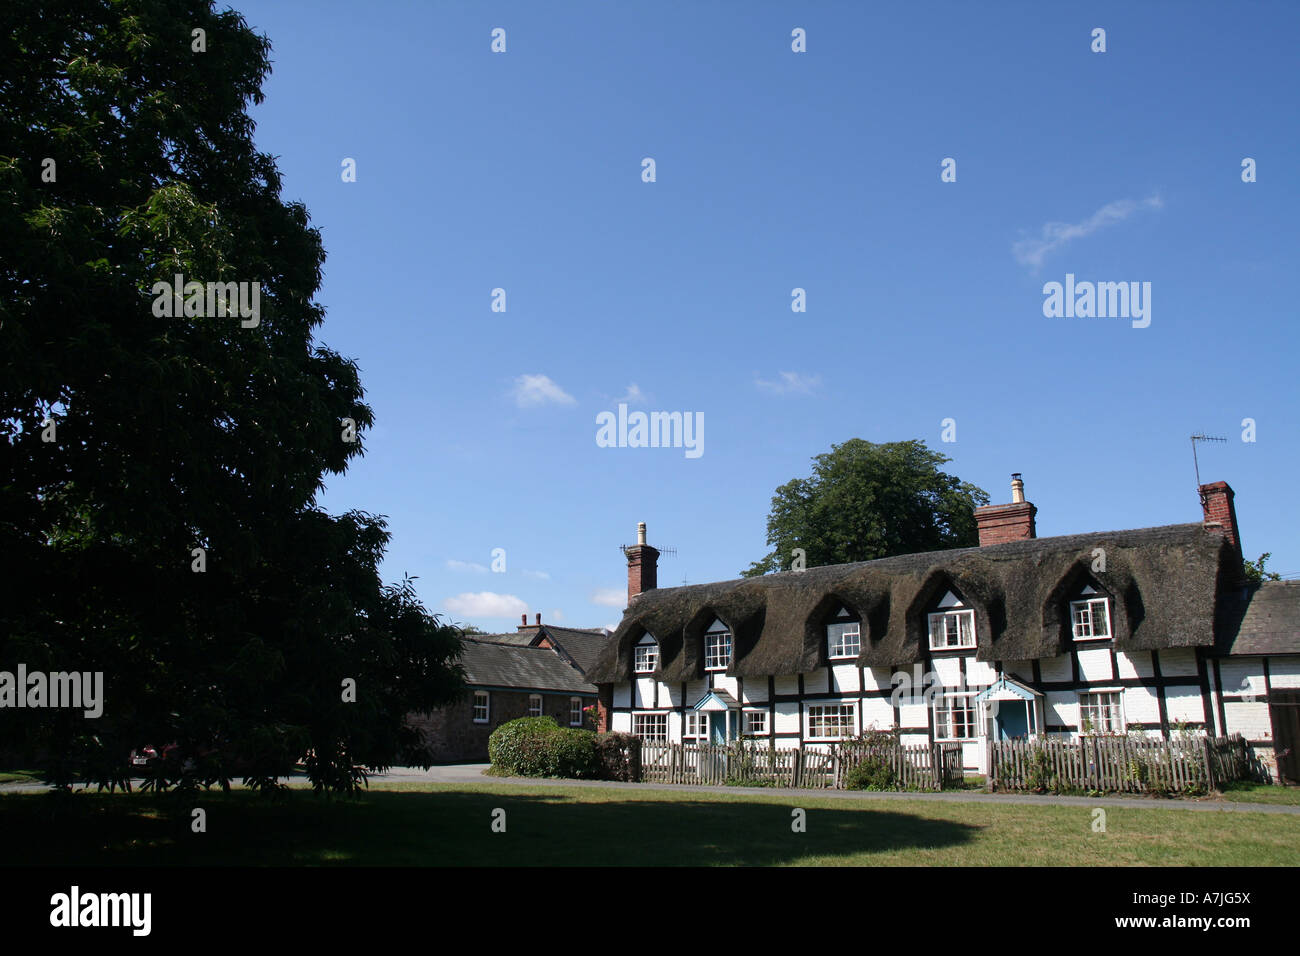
[998,703,1029,740]
[711,711,727,745]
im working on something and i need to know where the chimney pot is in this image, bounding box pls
[637,522,647,545]
[1011,473,1025,504]
[520,613,527,626]
[535,612,541,626]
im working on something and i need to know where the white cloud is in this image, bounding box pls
[510,374,576,408]
[446,559,488,573]
[1013,195,1163,269]
[443,592,528,619]
[521,569,551,580]
[617,383,648,405]
[755,371,821,395]
[590,587,626,608]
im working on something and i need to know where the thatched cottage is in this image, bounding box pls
[587,478,1300,782]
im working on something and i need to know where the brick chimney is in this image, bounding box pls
[625,521,659,605]
[516,612,541,633]
[1199,480,1242,563]
[975,473,1038,546]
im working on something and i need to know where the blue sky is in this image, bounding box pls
[235,1,1300,631]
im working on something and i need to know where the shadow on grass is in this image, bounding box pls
[0,788,980,866]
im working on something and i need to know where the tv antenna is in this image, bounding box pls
[1190,433,1226,488]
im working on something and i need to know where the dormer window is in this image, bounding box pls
[1070,586,1111,641]
[826,606,861,659]
[634,634,658,673]
[704,618,732,671]
[927,591,975,650]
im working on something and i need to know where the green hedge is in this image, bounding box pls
[593,732,641,781]
[488,717,600,779]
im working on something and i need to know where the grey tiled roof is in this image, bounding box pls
[1214,581,1300,657]
[540,626,614,675]
[458,639,597,694]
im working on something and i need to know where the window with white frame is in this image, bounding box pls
[528,694,542,717]
[569,697,583,726]
[928,609,975,650]
[1071,597,1111,641]
[634,634,658,673]
[743,710,768,736]
[704,618,732,671]
[473,691,489,723]
[933,693,979,740]
[684,711,708,739]
[632,712,668,742]
[826,606,861,659]
[807,703,856,740]
[1079,691,1124,735]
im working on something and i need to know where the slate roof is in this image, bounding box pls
[1213,581,1300,657]
[458,639,597,694]
[540,626,613,675]
[470,625,612,677]
[588,523,1241,682]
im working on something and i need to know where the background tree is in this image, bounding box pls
[0,2,463,791]
[742,439,989,576]
[1243,552,1283,586]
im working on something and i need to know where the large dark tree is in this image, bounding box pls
[742,439,989,576]
[0,1,463,791]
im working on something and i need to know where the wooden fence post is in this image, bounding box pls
[1202,735,1217,793]
[986,738,995,791]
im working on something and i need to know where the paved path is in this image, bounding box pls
[5,765,1298,815]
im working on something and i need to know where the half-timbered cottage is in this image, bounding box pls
[587,478,1300,782]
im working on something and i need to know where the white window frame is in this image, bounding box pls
[684,711,709,739]
[472,691,490,724]
[632,712,668,743]
[1078,690,1125,736]
[634,635,658,673]
[806,702,857,741]
[928,609,976,651]
[704,620,732,671]
[932,692,979,741]
[569,697,583,726]
[528,694,542,717]
[743,709,768,737]
[827,620,861,659]
[1070,598,1112,641]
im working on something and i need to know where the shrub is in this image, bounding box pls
[551,728,599,779]
[488,717,562,776]
[844,756,895,791]
[593,732,641,781]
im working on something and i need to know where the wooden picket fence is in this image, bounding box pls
[835,740,964,791]
[639,740,962,791]
[987,733,1250,794]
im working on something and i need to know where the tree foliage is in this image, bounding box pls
[742,439,989,576]
[1243,553,1282,586]
[0,2,463,792]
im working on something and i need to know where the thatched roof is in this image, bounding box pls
[587,523,1236,682]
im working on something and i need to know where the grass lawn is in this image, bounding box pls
[1214,781,1300,806]
[0,770,41,785]
[1,781,1297,866]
